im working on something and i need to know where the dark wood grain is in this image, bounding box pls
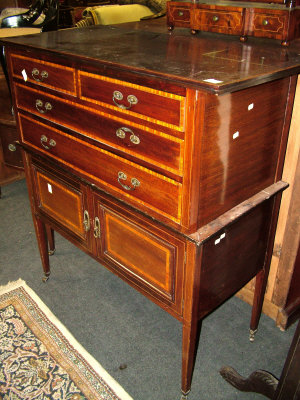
[1,22,300,94]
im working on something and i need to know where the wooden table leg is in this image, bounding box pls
[46,224,55,255]
[33,215,51,282]
[181,319,203,399]
[250,193,283,341]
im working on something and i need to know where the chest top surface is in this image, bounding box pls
[1,22,300,93]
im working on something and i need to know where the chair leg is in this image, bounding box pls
[0,45,11,98]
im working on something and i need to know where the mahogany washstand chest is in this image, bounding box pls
[167,0,300,45]
[1,24,300,399]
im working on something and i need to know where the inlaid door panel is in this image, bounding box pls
[31,163,91,249]
[96,199,185,314]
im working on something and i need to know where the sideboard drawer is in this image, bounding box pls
[19,115,182,222]
[79,71,185,131]
[193,6,244,34]
[250,10,287,38]
[10,53,76,95]
[167,3,192,27]
[14,84,184,176]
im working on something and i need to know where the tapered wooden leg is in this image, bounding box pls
[250,269,268,341]
[250,193,283,341]
[33,215,51,282]
[181,319,202,398]
[46,224,55,255]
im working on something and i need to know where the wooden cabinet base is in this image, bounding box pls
[23,150,288,397]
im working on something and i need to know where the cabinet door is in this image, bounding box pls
[94,195,185,316]
[31,161,92,251]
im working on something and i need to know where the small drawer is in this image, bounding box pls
[19,115,183,223]
[193,7,244,34]
[167,3,191,27]
[251,11,287,37]
[79,71,185,131]
[10,53,76,95]
[14,83,184,176]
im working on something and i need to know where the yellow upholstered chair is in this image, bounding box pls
[75,4,154,27]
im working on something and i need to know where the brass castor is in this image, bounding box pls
[42,273,50,283]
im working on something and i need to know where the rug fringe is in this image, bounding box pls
[0,278,27,295]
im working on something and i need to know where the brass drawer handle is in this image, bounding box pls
[40,135,56,150]
[94,217,101,238]
[36,99,53,114]
[212,15,219,22]
[83,210,90,232]
[116,127,140,145]
[178,11,184,16]
[118,171,140,191]
[8,143,17,152]
[113,90,138,110]
[32,68,49,82]
[262,19,269,26]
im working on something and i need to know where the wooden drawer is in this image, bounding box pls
[14,83,184,176]
[97,201,185,314]
[31,164,90,245]
[10,53,76,95]
[167,3,192,27]
[250,9,287,38]
[79,71,185,131]
[193,6,244,34]
[19,114,183,222]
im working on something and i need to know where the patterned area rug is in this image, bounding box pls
[0,280,133,400]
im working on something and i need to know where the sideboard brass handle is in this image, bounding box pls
[83,210,90,232]
[263,19,269,26]
[40,135,56,150]
[178,10,184,16]
[8,143,17,151]
[94,217,101,238]
[113,91,138,110]
[116,127,140,145]
[212,15,219,22]
[36,99,53,114]
[118,171,140,191]
[32,68,48,82]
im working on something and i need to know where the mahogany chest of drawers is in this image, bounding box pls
[1,25,300,399]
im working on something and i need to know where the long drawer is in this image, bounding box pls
[15,83,184,177]
[19,114,183,222]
